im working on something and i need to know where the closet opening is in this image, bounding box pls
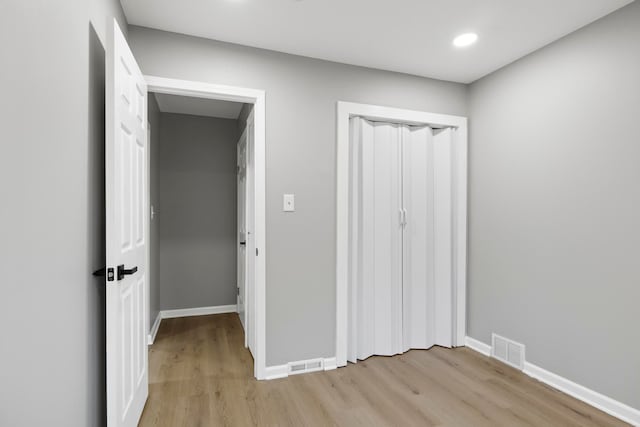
[335,102,468,367]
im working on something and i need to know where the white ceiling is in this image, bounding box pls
[153,93,244,119]
[122,0,633,84]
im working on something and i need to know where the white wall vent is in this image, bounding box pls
[491,333,525,370]
[287,358,324,375]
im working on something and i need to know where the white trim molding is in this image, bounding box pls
[464,336,491,356]
[144,75,267,381]
[465,337,640,426]
[147,312,162,345]
[148,305,240,345]
[336,101,468,367]
[323,357,338,371]
[264,357,338,380]
[161,304,237,319]
[264,364,289,380]
[523,363,640,426]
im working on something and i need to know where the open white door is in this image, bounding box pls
[245,112,257,356]
[106,19,148,427]
[237,129,248,339]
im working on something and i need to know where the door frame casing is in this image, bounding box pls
[145,75,267,380]
[335,101,468,367]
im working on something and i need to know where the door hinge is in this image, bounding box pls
[237,287,240,295]
[256,248,259,256]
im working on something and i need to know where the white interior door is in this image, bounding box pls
[402,125,453,349]
[245,113,256,356]
[106,19,148,427]
[432,128,453,347]
[348,118,454,363]
[237,129,248,338]
[402,125,436,351]
[347,117,361,363]
[349,118,403,361]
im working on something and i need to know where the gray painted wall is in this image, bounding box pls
[127,26,468,365]
[0,0,127,425]
[148,94,161,328]
[159,113,238,310]
[468,1,640,409]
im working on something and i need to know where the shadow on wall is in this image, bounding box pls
[88,23,107,427]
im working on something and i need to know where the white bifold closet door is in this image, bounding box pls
[348,117,453,363]
[350,119,404,361]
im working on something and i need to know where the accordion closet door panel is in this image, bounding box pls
[348,117,454,363]
[348,117,403,361]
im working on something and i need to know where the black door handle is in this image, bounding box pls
[117,264,138,281]
[239,241,246,246]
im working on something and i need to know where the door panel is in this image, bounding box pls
[237,130,247,336]
[245,115,256,356]
[402,125,436,350]
[357,118,403,360]
[433,128,453,348]
[347,117,361,363]
[106,19,148,427]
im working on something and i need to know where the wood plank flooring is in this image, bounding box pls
[139,314,628,426]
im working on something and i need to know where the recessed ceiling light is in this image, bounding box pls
[453,33,478,48]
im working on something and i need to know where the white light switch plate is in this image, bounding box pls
[283,194,295,212]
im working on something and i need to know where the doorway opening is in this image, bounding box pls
[145,76,267,380]
[146,90,256,351]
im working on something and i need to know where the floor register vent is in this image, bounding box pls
[288,358,324,375]
[491,333,525,370]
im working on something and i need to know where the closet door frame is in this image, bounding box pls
[336,101,468,368]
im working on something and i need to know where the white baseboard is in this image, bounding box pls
[265,364,289,380]
[148,305,236,344]
[265,357,337,380]
[464,336,491,356]
[323,357,337,371]
[523,362,640,426]
[161,304,237,319]
[465,336,640,426]
[147,312,162,345]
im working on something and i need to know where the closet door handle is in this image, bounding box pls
[399,209,408,227]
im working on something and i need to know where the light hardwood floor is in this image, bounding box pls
[139,314,628,426]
